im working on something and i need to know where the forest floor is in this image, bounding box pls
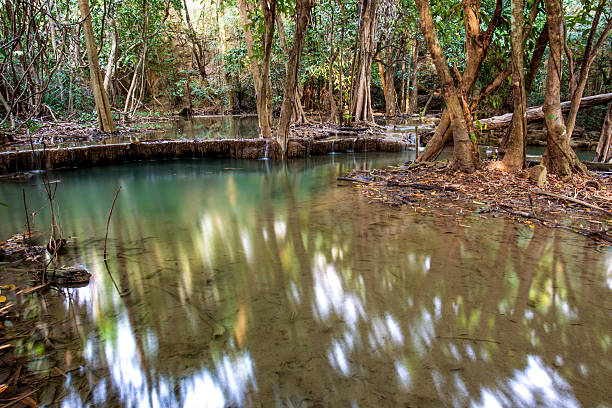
[342,161,612,244]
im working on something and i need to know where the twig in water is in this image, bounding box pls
[22,189,31,249]
[104,186,122,261]
[102,186,129,297]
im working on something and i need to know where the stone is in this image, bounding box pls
[529,164,547,187]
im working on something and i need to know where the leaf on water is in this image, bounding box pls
[0,383,7,393]
[0,202,8,208]
[0,296,6,303]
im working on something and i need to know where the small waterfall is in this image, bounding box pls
[348,138,356,152]
[329,139,339,155]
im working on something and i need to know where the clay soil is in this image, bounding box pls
[343,160,612,244]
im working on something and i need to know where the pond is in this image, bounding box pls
[1,151,611,407]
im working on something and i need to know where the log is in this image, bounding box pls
[477,93,612,131]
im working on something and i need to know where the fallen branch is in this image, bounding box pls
[477,93,612,131]
[533,188,612,215]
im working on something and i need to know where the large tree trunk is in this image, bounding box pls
[541,0,585,175]
[277,0,314,156]
[499,0,526,170]
[565,0,612,139]
[350,0,378,123]
[77,0,116,132]
[382,42,397,116]
[595,104,612,162]
[414,0,479,171]
[257,0,277,139]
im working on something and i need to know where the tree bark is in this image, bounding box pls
[257,0,277,139]
[414,0,479,171]
[277,0,313,155]
[565,0,612,139]
[276,14,308,124]
[408,38,419,114]
[77,0,116,132]
[416,0,503,162]
[595,103,612,162]
[103,18,118,104]
[350,0,378,123]
[499,0,526,170]
[541,0,585,175]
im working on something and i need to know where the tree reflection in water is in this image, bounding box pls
[0,153,610,407]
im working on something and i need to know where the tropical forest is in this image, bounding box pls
[0,0,611,405]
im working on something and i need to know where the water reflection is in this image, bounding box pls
[0,152,611,407]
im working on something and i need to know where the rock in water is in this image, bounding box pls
[529,165,547,187]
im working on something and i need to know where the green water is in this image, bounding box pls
[0,152,611,407]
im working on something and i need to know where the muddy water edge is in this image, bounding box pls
[0,151,611,407]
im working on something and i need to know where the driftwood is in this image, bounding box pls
[477,93,612,131]
[533,188,612,215]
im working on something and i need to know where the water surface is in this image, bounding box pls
[0,152,611,407]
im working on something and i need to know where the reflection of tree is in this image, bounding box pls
[8,154,612,407]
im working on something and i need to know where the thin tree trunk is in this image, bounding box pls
[103,18,118,104]
[237,0,262,92]
[541,0,585,175]
[276,14,307,124]
[77,0,116,132]
[257,0,277,139]
[408,38,419,114]
[277,0,314,156]
[400,50,406,114]
[414,0,479,171]
[499,0,526,170]
[350,0,378,123]
[218,5,232,113]
[595,103,612,162]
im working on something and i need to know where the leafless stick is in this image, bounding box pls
[104,186,122,261]
[534,188,612,215]
[22,189,31,248]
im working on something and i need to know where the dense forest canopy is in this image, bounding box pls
[0,0,611,172]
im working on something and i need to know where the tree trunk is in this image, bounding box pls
[77,0,116,132]
[416,0,503,162]
[276,14,308,124]
[103,18,118,104]
[257,0,277,139]
[218,5,233,113]
[595,103,612,162]
[379,41,397,116]
[565,1,612,139]
[414,0,479,171]
[350,0,378,123]
[408,38,419,114]
[499,0,526,170]
[277,0,314,156]
[541,0,585,175]
[237,0,262,93]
